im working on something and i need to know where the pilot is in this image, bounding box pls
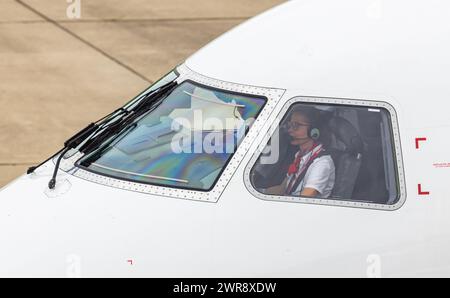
[266,106,335,198]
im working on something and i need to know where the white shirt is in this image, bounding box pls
[286,149,335,198]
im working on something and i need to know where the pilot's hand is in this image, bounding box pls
[300,188,320,198]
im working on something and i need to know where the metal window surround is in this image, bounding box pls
[243,96,407,211]
[58,64,286,203]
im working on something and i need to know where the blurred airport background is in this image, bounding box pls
[0,0,285,187]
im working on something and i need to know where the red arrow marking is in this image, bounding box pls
[415,137,427,149]
[127,260,133,265]
[418,184,430,196]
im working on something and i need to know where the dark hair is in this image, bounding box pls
[288,105,321,127]
[286,105,331,146]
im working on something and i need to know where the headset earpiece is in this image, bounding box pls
[309,127,320,140]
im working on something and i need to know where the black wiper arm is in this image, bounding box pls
[78,80,178,155]
[47,123,100,189]
[26,122,99,177]
[27,80,178,190]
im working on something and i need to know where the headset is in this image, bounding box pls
[284,106,322,141]
[309,126,321,141]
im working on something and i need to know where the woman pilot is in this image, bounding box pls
[265,106,335,198]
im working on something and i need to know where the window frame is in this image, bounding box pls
[244,96,407,211]
[75,79,268,192]
[58,64,286,203]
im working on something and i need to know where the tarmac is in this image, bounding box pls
[0,0,285,187]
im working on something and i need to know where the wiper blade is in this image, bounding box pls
[79,80,178,155]
[27,80,178,189]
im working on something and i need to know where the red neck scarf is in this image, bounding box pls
[285,143,323,195]
[287,143,319,175]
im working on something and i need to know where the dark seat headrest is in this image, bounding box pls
[328,117,364,154]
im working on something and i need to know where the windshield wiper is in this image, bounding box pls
[80,81,178,155]
[27,80,178,189]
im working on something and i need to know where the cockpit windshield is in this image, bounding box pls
[78,81,266,191]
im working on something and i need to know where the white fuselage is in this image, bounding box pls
[1,0,450,277]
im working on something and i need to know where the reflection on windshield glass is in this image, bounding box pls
[79,82,266,190]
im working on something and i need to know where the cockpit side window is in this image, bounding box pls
[249,101,402,207]
[78,81,266,191]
